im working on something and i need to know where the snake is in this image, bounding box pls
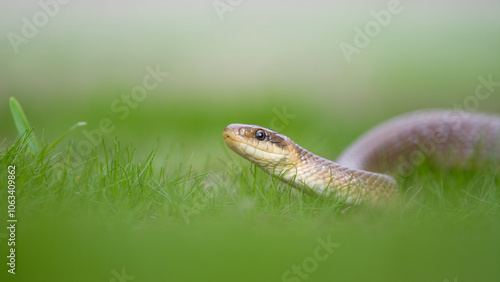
[223,110,500,204]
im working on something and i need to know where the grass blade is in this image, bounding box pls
[9,97,39,155]
[45,121,87,153]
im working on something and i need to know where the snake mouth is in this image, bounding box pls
[223,125,248,157]
[222,126,242,146]
[222,127,235,142]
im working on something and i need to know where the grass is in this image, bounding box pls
[1,97,500,282]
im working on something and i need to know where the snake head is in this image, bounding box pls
[223,124,294,171]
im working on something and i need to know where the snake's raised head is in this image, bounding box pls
[223,124,295,171]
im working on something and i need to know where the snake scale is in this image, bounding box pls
[223,110,500,204]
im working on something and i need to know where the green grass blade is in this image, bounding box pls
[9,97,39,155]
[45,121,87,153]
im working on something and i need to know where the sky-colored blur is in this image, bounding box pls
[2,0,500,100]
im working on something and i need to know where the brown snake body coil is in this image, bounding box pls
[223,110,500,204]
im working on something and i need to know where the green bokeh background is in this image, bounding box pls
[1,1,500,281]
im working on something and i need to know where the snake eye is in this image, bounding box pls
[255,130,266,141]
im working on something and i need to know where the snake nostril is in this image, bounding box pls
[223,126,234,140]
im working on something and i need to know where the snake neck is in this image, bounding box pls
[274,144,398,204]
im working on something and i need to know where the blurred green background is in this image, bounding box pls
[1,1,500,281]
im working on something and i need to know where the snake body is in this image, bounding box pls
[223,110,500,204]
